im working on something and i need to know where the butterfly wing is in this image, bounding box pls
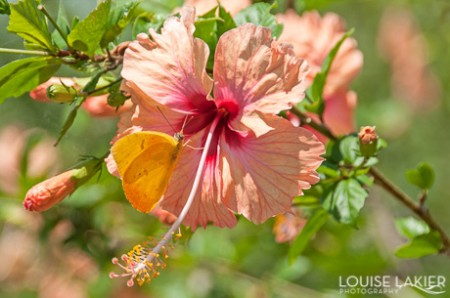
[111,132,181,213]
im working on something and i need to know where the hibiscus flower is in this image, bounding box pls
[107,7,324,229]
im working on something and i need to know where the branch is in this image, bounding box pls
[291,106,450,256]
[369,167,450,256]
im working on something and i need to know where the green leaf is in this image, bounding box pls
[194,5,236,70]
[132,12,165,38]
[395,217,430,239]
[55,97,84,145]
[234,3,283,38]
[405,162,435,190]
[67,0,111,56]
[288,209,328,262]
[295,0,340,12]
[217,4,236,36]
[304,29,353,115]
[0,56,61,104]
[101,0,141,47]
[107,81,127,107]
[292,195,321,207]
[51,3,71,49]
[339,136,359,164]
[0,0,10,15]
[7,0,55,51]
[395,232,442,258]
[322,179,367,225]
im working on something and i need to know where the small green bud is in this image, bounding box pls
[46,84,77,103]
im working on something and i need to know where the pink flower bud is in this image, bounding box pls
[23,170,77,212]
[358,126,378,144]
[23,158,103,212]
[29,77,77,102]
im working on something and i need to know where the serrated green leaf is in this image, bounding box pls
[0,0,10,15]
[234,3,283,38]
[132,12,165,38]
[405,162,435,190]
[322,179,367,225]
[67,0,111,56]
[217,4,236,36]
[194,5,236,70]
[288,209,328,262]
[7,0,55,51]
[100,0,141,47]
[0,56,61,104]
[395,231,442,258]
[395,217,430,239]
[339,136,359,164]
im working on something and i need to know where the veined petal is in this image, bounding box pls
[214,24,308,136]
[220,115,324,223]
[121,6,213,113]
[161,127,237,229]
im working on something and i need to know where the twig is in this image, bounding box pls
[369,167,450,256]
[0,48,49,56]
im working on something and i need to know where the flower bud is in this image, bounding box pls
[23,158,103,212]
[46,84,78,103]
[30,77,77,102]
[358,126,378,158]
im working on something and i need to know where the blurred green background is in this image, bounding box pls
[0,0,449,297]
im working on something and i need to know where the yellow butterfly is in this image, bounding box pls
[111,131,184,213]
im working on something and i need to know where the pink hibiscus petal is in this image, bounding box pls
[323,90,357,136]
[277,10,363,95]
[121,6,213,113]
[214,24,308,137]
[220,115,324,223]
[161,126,237,229]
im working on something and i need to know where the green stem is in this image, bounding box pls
[38,4,70,49]
[0,48,49,56]
[85,77,122,96]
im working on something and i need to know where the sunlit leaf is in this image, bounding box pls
[234,2,283,38]
[67,0,111,56]
[322,179,367,225]
[7,0,55,51]
[0,56,61,104]
[101,0,141,47]
[395,217,430,239]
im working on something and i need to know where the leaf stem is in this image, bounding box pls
[0,48,49,56]
[37,4,70,49]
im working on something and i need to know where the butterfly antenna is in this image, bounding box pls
[156,106,177,133]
